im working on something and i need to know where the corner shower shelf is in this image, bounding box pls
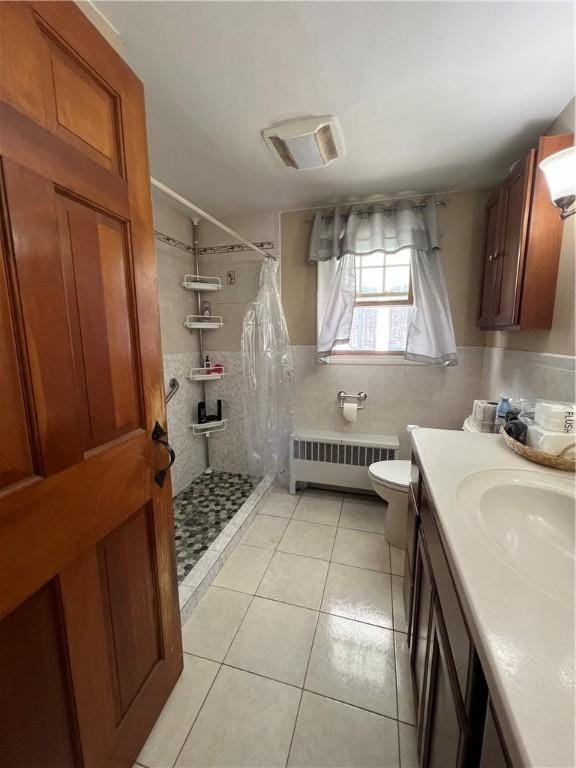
[181,275,222,292]
[190,419,228,436]
[188,367,226,381]
[184,314,223,329]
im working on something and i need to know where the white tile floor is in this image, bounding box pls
[137,488,417,768]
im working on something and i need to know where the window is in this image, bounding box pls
[334,250,412,354]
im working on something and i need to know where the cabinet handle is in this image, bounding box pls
[489,251,499,261]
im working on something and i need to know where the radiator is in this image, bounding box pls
[289,429,399,494]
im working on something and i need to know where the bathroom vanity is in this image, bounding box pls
[405,429,574,768]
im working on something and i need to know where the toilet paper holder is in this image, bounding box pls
[337,391,367,410]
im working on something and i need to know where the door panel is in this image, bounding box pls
[49,41,122,172]
[420,599,470,768]
[477,190,500,328]
[493,151,535,327]
[423,604,466,768]
[0,235,34,489]
[479,703,511,768]
[58,195,141,450]
[2,158,83,475]
[0,3,182,766]
[99,505,161,720]
[0,3,53,126]
[410,531,434,760]
[0,581,79,768]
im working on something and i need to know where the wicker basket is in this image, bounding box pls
[499,428,576,472]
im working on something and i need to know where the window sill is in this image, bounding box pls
[323,354,425,366]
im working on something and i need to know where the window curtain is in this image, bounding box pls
[309,208,354,364]
[308,201,457,365]
[405,203,457,365]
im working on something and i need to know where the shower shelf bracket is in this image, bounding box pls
[184,314,223,329]
[181,275,222,292]
[190,419,228,436]
[188,368,226,381]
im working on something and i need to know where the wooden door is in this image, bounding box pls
[492,150,535,328]
[0,3,182,766]
[477,190,501,329]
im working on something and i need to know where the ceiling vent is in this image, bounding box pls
[262,116,343,170]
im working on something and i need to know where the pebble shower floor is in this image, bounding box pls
[173,470,258,583]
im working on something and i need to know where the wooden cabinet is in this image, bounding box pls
[478,191,501,328]
[410,531,475,768]
[478,133,573,330]
[406,454,515,768]
[492,151,535,327]
[479,703,512,768]
[422,597,468,768]
[410,532,434,736]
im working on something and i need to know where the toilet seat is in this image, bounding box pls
[368,460,411,492]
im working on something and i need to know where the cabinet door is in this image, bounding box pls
[479,703,511,768]
[478,190,501,328]
[492,151,535,327]
[410,532,434,754]
[405,489,418,644]
[421,598,469,768]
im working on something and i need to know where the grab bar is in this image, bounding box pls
[165,378,179,405]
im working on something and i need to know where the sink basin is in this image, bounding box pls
[456,469,575,604]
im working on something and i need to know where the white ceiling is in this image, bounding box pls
[97,1,575,217]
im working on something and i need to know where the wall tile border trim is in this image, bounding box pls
[155,230,195,254]
[199,240,275,256]
[155,230,275,257]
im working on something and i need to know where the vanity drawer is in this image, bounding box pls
[420,485,473,701]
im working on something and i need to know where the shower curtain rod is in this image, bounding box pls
[150,177,277,261]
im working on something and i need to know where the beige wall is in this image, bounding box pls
[281,188,491,348]
[486,97,575,356]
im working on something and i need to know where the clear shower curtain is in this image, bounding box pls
[241,258,294,483]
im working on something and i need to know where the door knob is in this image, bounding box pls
[151,421,175,488]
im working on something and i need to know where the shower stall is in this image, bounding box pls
[152,180,293,583]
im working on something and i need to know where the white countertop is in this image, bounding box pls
[410,429,575,768]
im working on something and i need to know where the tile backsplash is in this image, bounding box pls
[481,347,575,405]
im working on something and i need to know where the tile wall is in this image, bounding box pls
[198,213,279,354]
[481,348,575,404]
[292,346,486,457]
[163,353,206,495]
[153,193,207,495]
[197,213,279,475]
[198,350,249,475]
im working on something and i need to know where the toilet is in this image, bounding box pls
[368,460,412,549]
